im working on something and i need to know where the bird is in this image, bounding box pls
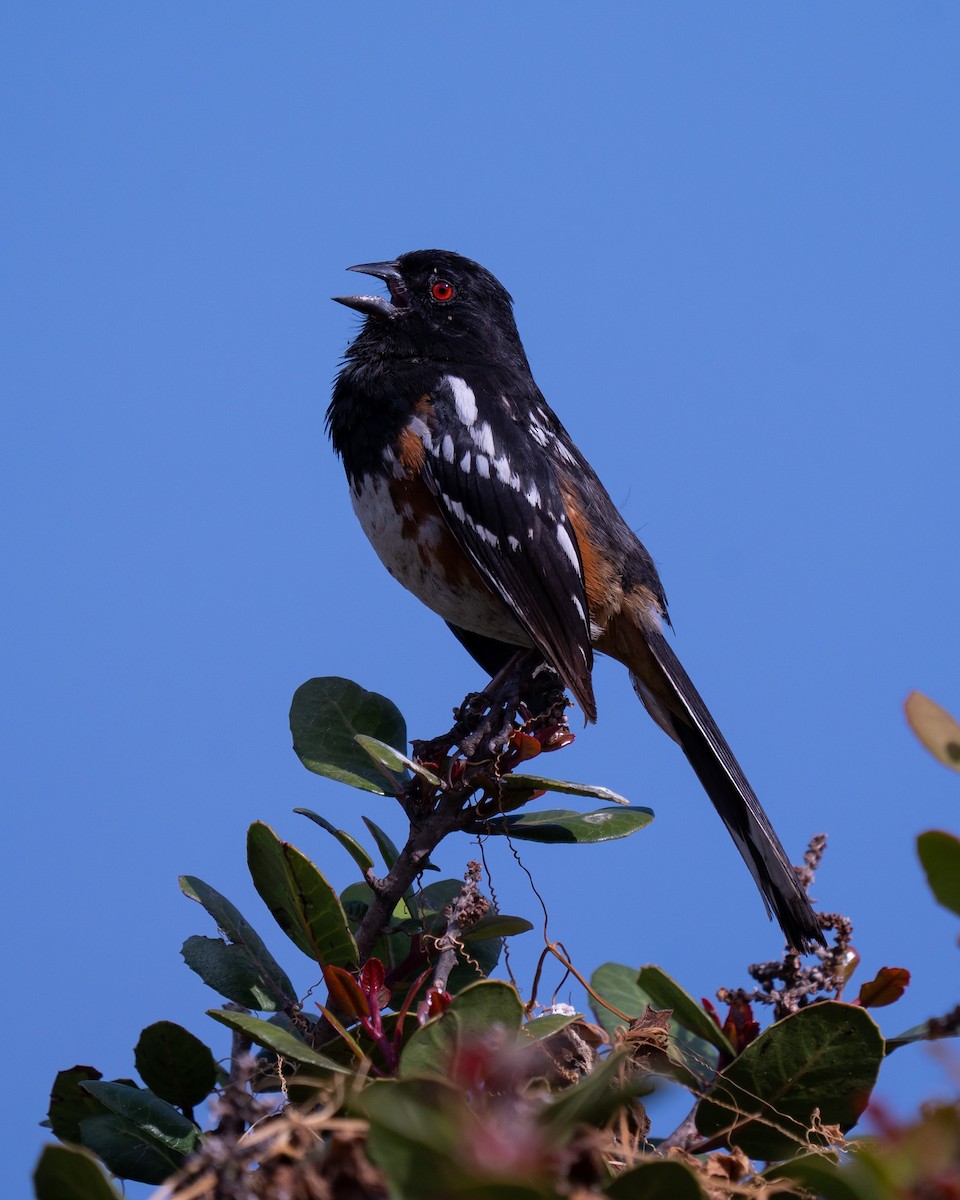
[327,249,823,952]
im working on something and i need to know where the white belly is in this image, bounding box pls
[351,474,532,646]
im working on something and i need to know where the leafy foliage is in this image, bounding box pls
[36,678,960,1198]
[290,676,408,793]
[694,1003,884,1158]
[917,829,960,917]
[476,804,654,843]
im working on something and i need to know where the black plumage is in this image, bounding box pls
[328,249,824,952]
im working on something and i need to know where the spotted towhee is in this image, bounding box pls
[328,250,823,952]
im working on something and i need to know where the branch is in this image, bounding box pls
[352,657,569,967]
[353,788,466,963]
[429,860,489,995]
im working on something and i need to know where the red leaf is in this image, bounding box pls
[721,997,760,1054]
[416,987,452,1024]
[857,966,911,1009]
[509,731,543,761]
[701,997,723,1030]
[360,958,385,995]
[323,964,368,1018]
[538,725,576,752]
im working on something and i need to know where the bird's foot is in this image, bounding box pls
[411,653,567,768]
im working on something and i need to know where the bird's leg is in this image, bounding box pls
[456,650,543,758]
[482,648,536,704]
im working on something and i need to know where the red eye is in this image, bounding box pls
[431,279,455,302]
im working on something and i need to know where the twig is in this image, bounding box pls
[658,1103,701,1152]
[430,861,489,994]
[214,1003,254,1141]
[352,658,568,967]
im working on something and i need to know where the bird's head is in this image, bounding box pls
[334,250,527,366]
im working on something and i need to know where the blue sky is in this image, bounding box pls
[4,3,958,1191]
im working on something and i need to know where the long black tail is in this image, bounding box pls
[632,627,824,952]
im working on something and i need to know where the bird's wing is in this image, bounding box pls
[418,373,596,719]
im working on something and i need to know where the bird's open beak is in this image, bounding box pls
[333,260,409,319]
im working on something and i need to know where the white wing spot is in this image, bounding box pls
[508,535,520,551]
[441,433,455,463]
[446,375,478,426]
[472,421,495,457]
[572,595,586,623]
[444,495,466,523]
[525,482,541,508]
[529,423,549,447]
[476,454,490,478]
[408,415,433,452]
[556,524,581,574]
[474,523,499,547]
[494,455,521,490]
[459,450,471,473]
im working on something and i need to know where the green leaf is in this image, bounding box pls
[339,879,377,917]
[905,691,960,772]
[499,773,632,805]
[400,980,524,1076]
[604,1159,704,1199]
[362,816,402,872]
[47,1066,107,1144]
[338,882,415,972]
[636,966,735,1058]
[80,1082,197,1150]
[247,821,358,968]
[358,1077,556,1198]
[460,913,534,942]
[523,1012,583,1040]
[77,1082,199,1183]
[478,806,654,843]
[290,676,407,794]
[446,927,503,992]
[181,935,293,1010]
[250,1012,345,1089]
[917,830,960,917]
[449,979,525,1038]
[590,963,723,1085]
[77,1113,191,1186]
[34,1143,124,1200]
[695,1001,884,1159]
[293,809,375,875]
[886,1018,960,1054]
[402,882,509,984]
[399,1009,463,1078]
[179,875,296,1007]
[207,1009,351,1074]
[357,1077,464,1197]
[408,878,462,922]
[134,1022,218,1110]
[766,1154,862,1200]
[590,962,647,1038]
[354,734,440,786]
